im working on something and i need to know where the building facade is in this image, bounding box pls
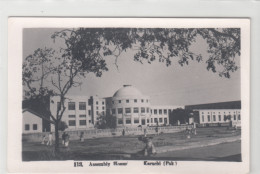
[105,85,181,128]
[50,95,95,131]
[22,109,43,134]
[185,101,241,127]
[198,109,241,125]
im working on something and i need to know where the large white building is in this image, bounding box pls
[49,85,182,130]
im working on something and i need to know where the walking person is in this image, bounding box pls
[46,132,53,146]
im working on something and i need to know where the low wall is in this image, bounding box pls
[22,125,193,142]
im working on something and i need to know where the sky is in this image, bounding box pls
[23,28,241,106]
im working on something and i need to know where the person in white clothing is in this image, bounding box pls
[46,132,53,146]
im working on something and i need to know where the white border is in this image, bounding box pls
[7,18,250,174]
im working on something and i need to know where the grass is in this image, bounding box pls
[22,127,241,161]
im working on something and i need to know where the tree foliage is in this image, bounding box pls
[52,28,240,78]
[169,108,194,125]
[58,121,68,131]
[96,113,117,129]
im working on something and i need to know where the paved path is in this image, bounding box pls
[156,135,241,153]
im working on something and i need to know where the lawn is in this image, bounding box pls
[22,127,241,161]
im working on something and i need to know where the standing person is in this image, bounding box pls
[80,132,84,142]
[144,128,147,137]
[64,133,70,147]
[155,126,159,136]
[122,129,125,136]
[62,132,66,146]
[46,132,53,146]
[41,134,46,145]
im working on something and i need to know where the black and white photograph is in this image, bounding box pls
[8,18,250,173]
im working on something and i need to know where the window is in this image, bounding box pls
[112,101,114,104]
[141,99,144,103]
[146,99,148,103]
[141,107,145,113]
[33,124,37,130]
[147,119,150,123]
[79,115,86,118]
[168,109,171,114]
[164,118,167,124]
[218,115,221,121]
[164,109,167,114]
[134,119,139,124]
[159,109,162,115]
[25,124,30,130]
[96,106,99,110]
[154,109,157,115]
[57,102,61,111]
[125,108,131,114]
[207,115,210,122]
[141,119,145,125]
[159,118,163,123]
[88,110,91,115]
[202,115,204,122]
[68,102,75,110]
[126,119,131,124]
[79,102,86,110]
[118,119,123,124]
[134,99,137,103]
[69,120,76,126]
[79,120,87,125]
[238,114,241,120]
[154,118,158,123]
[118,100,121,103]
[102,106,105,110]
[96,111,99,115]
[134,107,139,113]
[102,111,104,115]
[147,108,150,113]
[112,109,116,114]
[118,108,123,114]
[68,115,75,118]
[234,115,236,120]
[202,112,204,114]
[102,101,105,105]
[89,120,92,123]
[151,118,153,123]
[213,115,216,121]
[96,101,98,105]
[126,99,129,103]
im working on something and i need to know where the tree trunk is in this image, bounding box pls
[55,122,59,152]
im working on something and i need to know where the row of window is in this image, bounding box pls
[24,124,38,131]
[202,111,240,114]
[96,106,105,110]
[68,120,92,126]
[201,114,241,122]
[117,117,167,124]
[109,108,170,115]
[112,99,149,104]
[96,101,105,105]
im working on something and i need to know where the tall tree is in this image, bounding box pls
[23,28,240,151]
